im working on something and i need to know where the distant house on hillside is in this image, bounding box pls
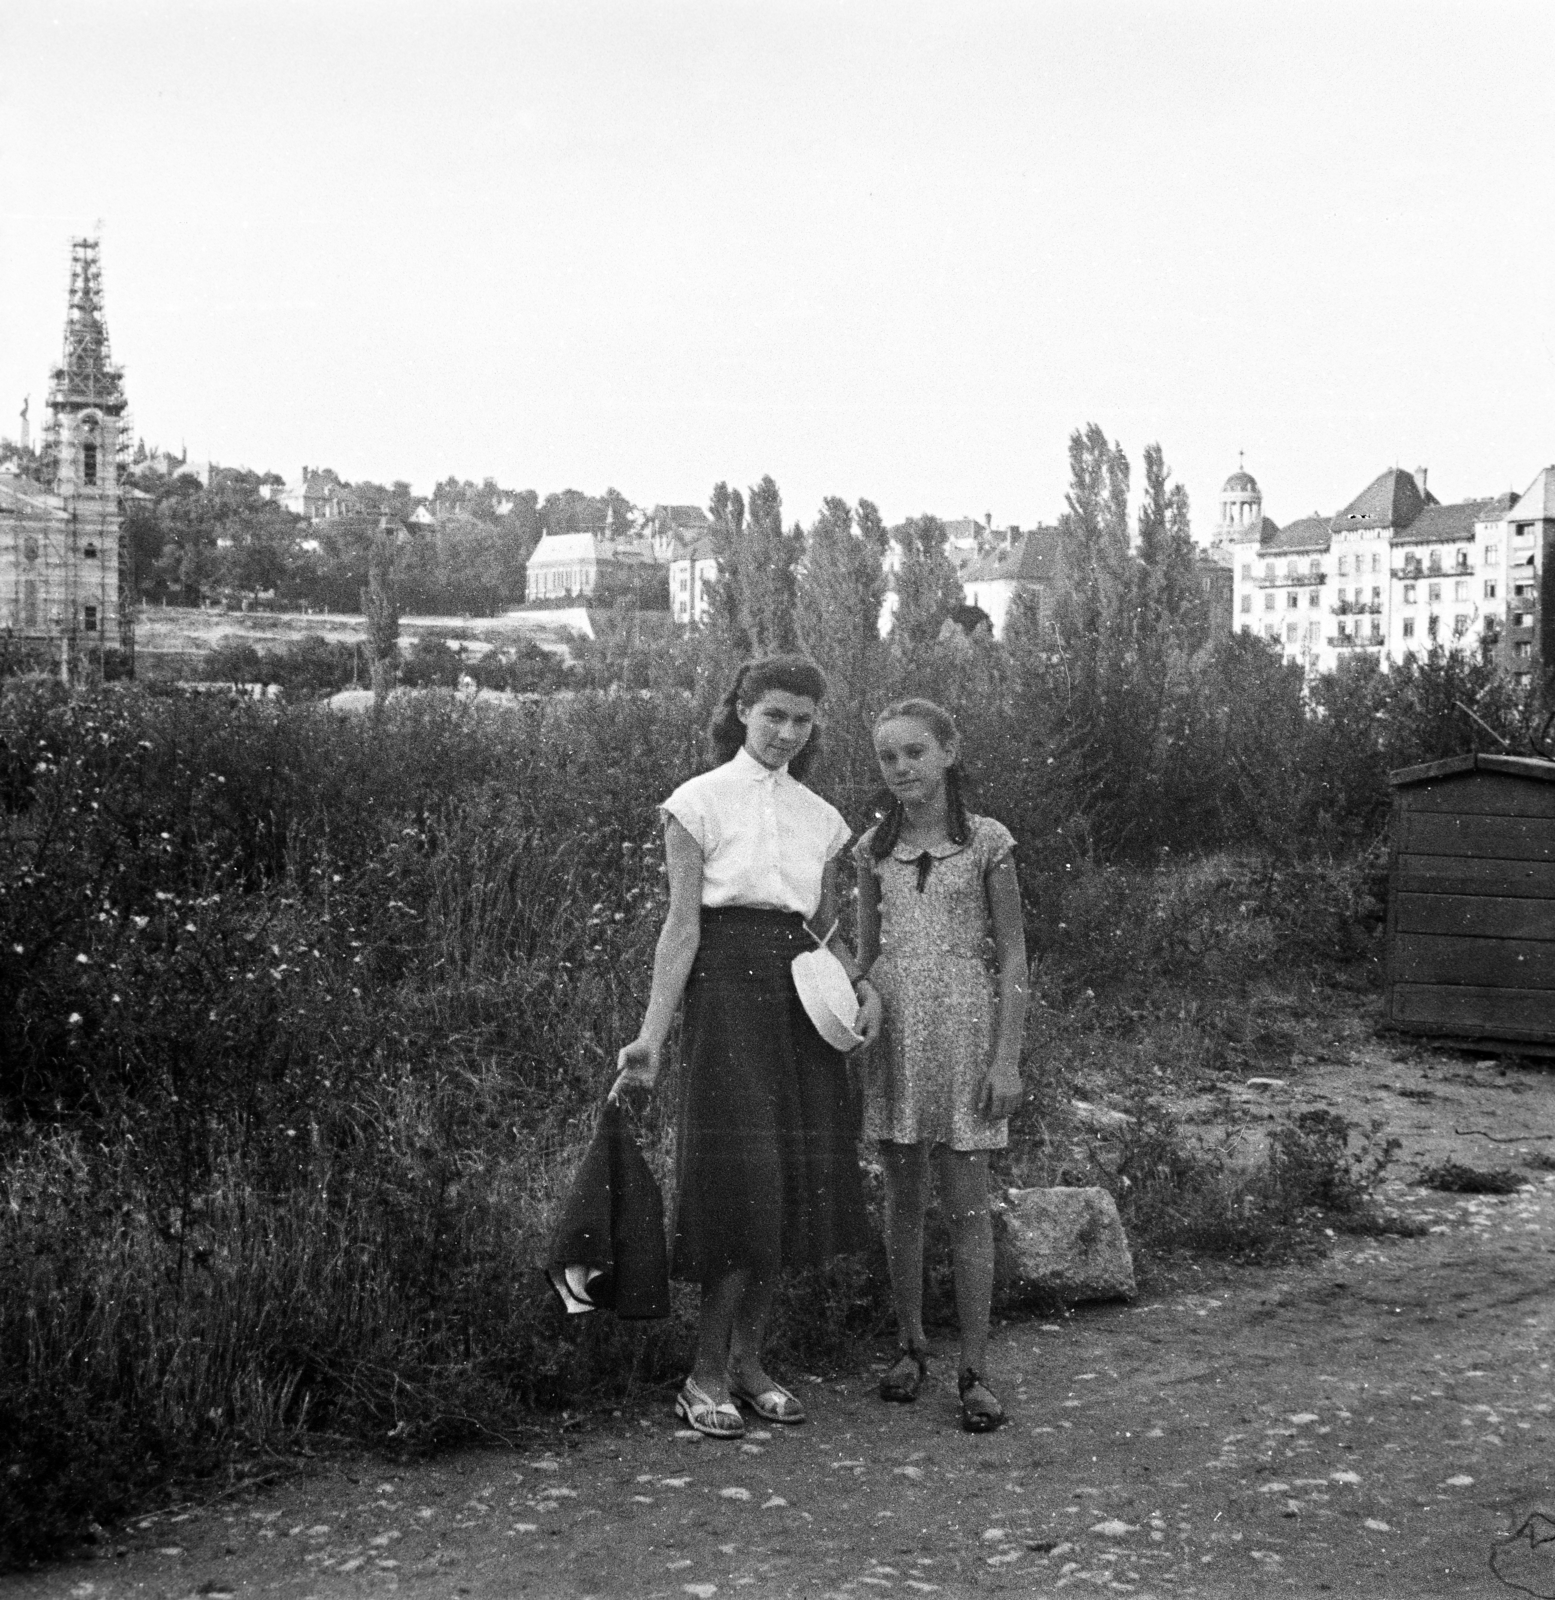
[960,526,1065,639]
[640,503,711,563]
[524,508,657,603]
[270,467,365,523]
[669,535,721,625]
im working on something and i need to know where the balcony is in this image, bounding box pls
[1332,600,1384,616]
[1256,571,1326,587]
[1393,563,1473,580]
[1328,633,1384,649]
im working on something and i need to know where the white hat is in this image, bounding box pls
[791,944,865,1052]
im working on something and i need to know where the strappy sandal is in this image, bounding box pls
[675,1377,745,1439]
[879,1343,929,1404]
[729,1376,806,1425]
[958,1366,1005,1433]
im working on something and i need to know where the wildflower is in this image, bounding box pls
[76,953,90,965]
[67,1012,82,1026]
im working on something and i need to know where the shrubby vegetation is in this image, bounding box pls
[3,424,1551,1564]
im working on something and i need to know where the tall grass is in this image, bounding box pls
[0,673,1408,1563]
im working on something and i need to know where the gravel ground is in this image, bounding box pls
[10,1032,1554,1600]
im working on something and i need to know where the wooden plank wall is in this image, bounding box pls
[1387,771,1555,1043]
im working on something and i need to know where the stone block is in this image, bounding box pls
[998,1185,1136,1304]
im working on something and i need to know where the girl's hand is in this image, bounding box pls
[979,1061,1022,1122]
[855,980,883,1048]
[610,1037,661,1102]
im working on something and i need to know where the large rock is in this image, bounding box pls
[999,1186,1136,1304]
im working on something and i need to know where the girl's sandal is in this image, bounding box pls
[675,1377,745,1439]
[879,1343,929,1404]
[958,1367,1005,1433]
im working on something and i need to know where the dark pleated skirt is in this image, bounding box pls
[670,906,870,1287]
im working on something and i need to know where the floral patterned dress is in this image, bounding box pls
[855,814,1016,1151]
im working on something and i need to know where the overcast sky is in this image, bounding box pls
[2,1,1552,537]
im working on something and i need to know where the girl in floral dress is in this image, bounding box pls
[855,699,1028,1432]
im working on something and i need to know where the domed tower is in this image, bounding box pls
[1214,455,1263,547]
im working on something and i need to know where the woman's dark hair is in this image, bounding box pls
[707,654,829,780]
[868,697,972,861]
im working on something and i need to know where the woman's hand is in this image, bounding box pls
[979,1058,1022,1121]
[610,1037,661,1102]
[854,980,883,1048]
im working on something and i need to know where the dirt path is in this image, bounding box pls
[12,1035,1555,1600]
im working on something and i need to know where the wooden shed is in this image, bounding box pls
[1386,752,1555,1051]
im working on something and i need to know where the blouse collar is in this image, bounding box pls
[732,745,788,784]
[887,830,970,863]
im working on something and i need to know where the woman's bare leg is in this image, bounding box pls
[726,1273,778,1393]
[691,1270,745,1399]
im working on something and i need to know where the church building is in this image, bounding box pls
[1,239,129,665]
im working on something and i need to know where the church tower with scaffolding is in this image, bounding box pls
[1,238,130,666]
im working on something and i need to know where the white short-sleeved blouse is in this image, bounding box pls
[660,746,851,918]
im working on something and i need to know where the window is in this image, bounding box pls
[82,443,97,486]
[1515,581,1535,599]
[1310,558,1321,575]
[1371,586,1381,605]
[1453,614,1470,638]
[1456,550,1470,571]
[1403,583,1416,604]
[1241,563,1252,580]
[1371,618,1382,640]
[1240,622,1251,635]
[1264,562,1275,581]
[1338,555,1350,576]
[1484,579,1497,599]
[1286,590,1299,609]
[1309,588,1321,607]
[83,543,98,560]
[1486,544,1499,564]
[1402,617,1415,640]
[1428,615,1439,639]
[1337,618,1349,637]
[1240,593,1252,613]
[1428,582,1441,603]
[83,606,98,633]
[1515,612,1531,628]
[1453,580,1469,601]
[1263,623,1276,638]
[1286,560,1297,578]
[1264,592,1276,611]
[1307,621,1321,643]
[1428,551,1442,573]
[1286,621,1298,642]
[1514,640,1533,659]
[1372,553,1382,574]
[23,579,37,627]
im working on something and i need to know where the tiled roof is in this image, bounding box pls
[669,537,719,562]
[1509,466,1555,522]
[961,526,1062,584]
[659,504,710,527]
[1392,500,1492,546]
[1331,468,1425,534]
[1261,515,1331,553]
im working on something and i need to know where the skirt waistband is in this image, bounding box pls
[693,906,810,978]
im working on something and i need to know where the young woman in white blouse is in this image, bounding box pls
[612,655,881,1439]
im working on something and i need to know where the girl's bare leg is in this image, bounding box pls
[880,1140,931,1354]
[936,1148,994,1375]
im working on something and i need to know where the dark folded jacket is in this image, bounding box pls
[544,1099,671,1320]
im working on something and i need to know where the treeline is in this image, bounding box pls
[120,465,644,616]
